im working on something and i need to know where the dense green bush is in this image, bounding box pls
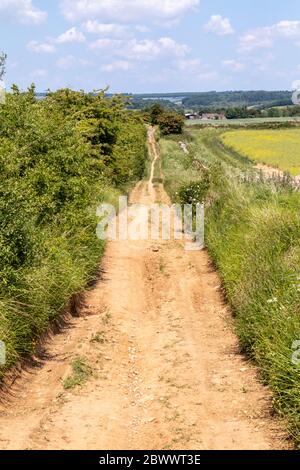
[156,110,184,135]
[0,86,147,374]
[147,103,184,135]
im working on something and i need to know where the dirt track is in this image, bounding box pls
[0,128,289,450]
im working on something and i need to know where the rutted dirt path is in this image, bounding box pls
[0,128,289,450]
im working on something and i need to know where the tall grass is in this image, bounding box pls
[162,128,300,446]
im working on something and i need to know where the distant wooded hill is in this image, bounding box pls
[127,90,292,110]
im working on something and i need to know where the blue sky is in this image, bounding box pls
[1,0,300,93]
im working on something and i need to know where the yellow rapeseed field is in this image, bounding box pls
[221,129,300,175]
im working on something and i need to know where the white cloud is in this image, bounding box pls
[135,25,150,33]
[56,55,91,69]
[83,20,128,36]
[239,20,300,52]
[90,38,121,51]
[197,71,217,81]
[30,68,48,78]
[273,20,300,38]
[90,37,189,60]
[60,0,199,24]
[0,0,47,24]
[175,58,216,81]
[128,37,189,60]
[205,15,234,36]
[56,27,86,44]
[239,28,273,52]
[250,53,274,72]
[176,58,202,72]
[28,27,86,53]
[27,40,56,53]
[222,59,245,72]
[101,60,131,72]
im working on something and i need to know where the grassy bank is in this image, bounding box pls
[161,128,300,445]
[0,87,147,377]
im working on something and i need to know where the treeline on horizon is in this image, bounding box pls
[127,90,293,110]
[34,89,299,119]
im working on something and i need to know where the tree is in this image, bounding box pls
[267,107,281,118]
[156,110,184,135]
[225,106,261,119]
[149,103,165,125]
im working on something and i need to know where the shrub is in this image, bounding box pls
[156,110,184,135]
[147,103,184,135]
[178,174,210,205]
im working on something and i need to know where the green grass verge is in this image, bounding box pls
[161,128,300,447]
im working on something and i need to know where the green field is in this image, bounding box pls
[186,117,300,127]
[221,128,300,175]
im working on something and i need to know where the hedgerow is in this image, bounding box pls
[0,86,147,374]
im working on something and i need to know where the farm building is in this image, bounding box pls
[185,112,200,120]
[201,113,226,120]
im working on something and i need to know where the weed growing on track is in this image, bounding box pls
[63,357,92,390]
[90,331,106,344]
[162,127,300,446]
